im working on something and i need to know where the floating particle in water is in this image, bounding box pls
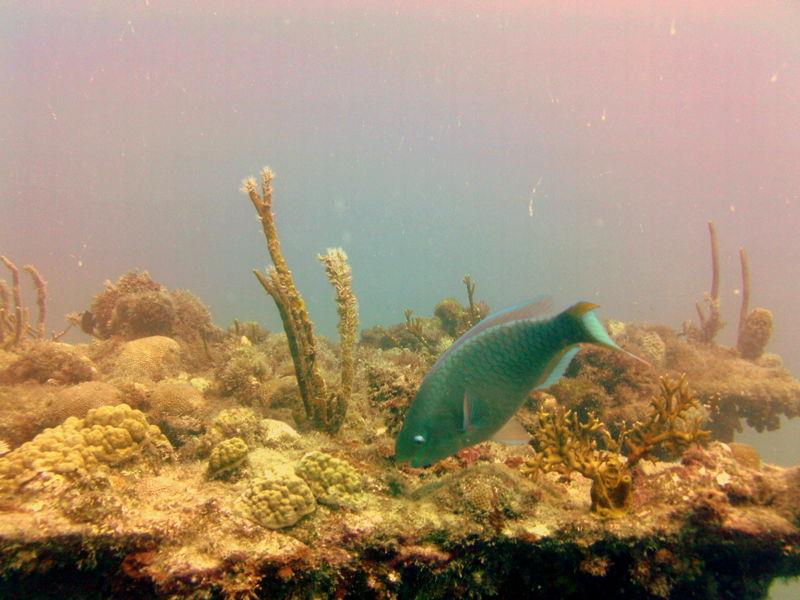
[528,177,543,218]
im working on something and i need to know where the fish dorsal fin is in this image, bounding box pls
[566,301,600,318]
[536,346,580,389]
[490,416,530,445]
[465,295,553,339]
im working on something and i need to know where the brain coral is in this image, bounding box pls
[295,451,365,509]
[0,404,170,492]
[239,473,316,529]
[109,336,181,382]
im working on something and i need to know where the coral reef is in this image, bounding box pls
[550,320,800,444]
[242,168,358,433]
[0,217,798,597]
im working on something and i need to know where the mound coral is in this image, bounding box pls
[294,450,365,509]
[148,379,207,443]
[89,271,164,338]
[0,404,170,493]
[239,472,316,529]
[108,336,181,382]
[737,307,773,361]
[108,291,175,339]
[206,437,249,480]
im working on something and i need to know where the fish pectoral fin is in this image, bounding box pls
[536,346,580,389]
[490,416,530,445]
[462,391,473,432]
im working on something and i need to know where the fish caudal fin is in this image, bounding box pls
[570,302,653,368]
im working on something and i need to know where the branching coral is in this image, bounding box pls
[241,167,358,434]
[621,375,710,468]
[523,374,709,515]
[0,256,47,348]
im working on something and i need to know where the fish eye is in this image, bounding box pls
[413,435,426,445]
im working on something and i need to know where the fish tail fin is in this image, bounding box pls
[568,302,653,368]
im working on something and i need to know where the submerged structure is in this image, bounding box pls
[0,178,798,598]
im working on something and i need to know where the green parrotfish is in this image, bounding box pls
[395,298,647,467]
